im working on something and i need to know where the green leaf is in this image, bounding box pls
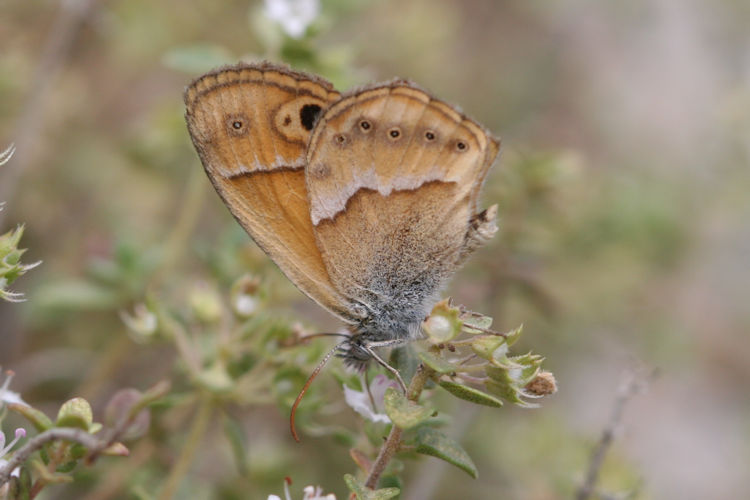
[438,380,503,407]
[418,351,456,374]
[35,280,122,310]
[460,311,493,333]
[343,474,400,500]
[383,387,433,430]
[471,335,507,361]
[56,397,93,430]
[505,324,523,346]
[55,461,78,473]
[414,427,478,479]
[9,403,53,432]
[223,416,250,475]
[484,379,538,408]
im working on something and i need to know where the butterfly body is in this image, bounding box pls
[185,62,499,369]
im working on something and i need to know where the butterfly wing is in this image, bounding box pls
[184,62,359,323]
[305,82,499,334]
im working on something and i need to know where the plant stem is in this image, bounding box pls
[364,364,433,490]
[0,428,100,486]
[157,396,213,500]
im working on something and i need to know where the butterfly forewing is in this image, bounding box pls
[184,63,358,322]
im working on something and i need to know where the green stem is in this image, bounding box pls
[364,364,433,490]
[157,396,213,500]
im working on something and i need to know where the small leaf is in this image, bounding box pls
[383,387,432,430]
[343,474,400,500]
[414,427,478,479]
[471,336,507,361]
[418,351,456,375]
[349,448,371,474]
[460,311,493,333]
[422,298,462,343]
[101,442,130,456]
[55,461,78,473]
[224,416,250,475]
[438,380,503,407]
[9,403,53,431]
[505,324,523,346]
[56,397,94,430]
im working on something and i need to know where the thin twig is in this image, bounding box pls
[575,368,656,500]
[0,428,99,485]
[364,364,433,490]
[0,380,170,486]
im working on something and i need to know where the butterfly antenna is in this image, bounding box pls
[290,340,348,442]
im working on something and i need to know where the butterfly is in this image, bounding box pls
[184,61,499,409]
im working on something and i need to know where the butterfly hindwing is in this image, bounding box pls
[304,82,500,337]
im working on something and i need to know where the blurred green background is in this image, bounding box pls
[1,0,749,499]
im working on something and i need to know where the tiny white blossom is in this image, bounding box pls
[0,144,15,166]
[120,303,158,340]
[0,370,28,408]
[0,427,26,478]
[264,0,320,38]
[343,374,399,424]
[268,479,335,500]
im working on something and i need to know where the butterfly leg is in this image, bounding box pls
[362,340,408,393]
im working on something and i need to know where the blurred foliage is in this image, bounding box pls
[1,0,749,499]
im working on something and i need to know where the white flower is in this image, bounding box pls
[0,144,14,166]
[0,427,26,478]
[120,303,158,341]
[0,370,28,408]
[343,374,399,424]
[268,479,335,500]
[264,0,320,38]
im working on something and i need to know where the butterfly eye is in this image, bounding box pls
[455,140,468,152]
[359,120,372,131]
[388,128,401,139]
[424,130,436,141]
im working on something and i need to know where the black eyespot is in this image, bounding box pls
[456,140,467,151]
[388,128,401,139]
[425,130,436,141]
[334,134,347,145]
[283,115,292,126]
[226,114,250,136]
[359,120,371,131]
[300,104,322,131]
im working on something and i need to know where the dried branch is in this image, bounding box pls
[575,368,656,500]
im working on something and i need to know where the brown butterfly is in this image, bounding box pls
[184,61,499,408]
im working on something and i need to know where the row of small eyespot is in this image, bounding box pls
[334,118,468,151]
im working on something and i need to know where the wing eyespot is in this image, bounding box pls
[388,127,401,140]
[424,130,436,142]
[225,114,250,137]
[333,133,349,147]
[359,119,372,132]
[300,104,322,131]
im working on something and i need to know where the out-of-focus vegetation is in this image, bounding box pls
[1,0,749,499]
